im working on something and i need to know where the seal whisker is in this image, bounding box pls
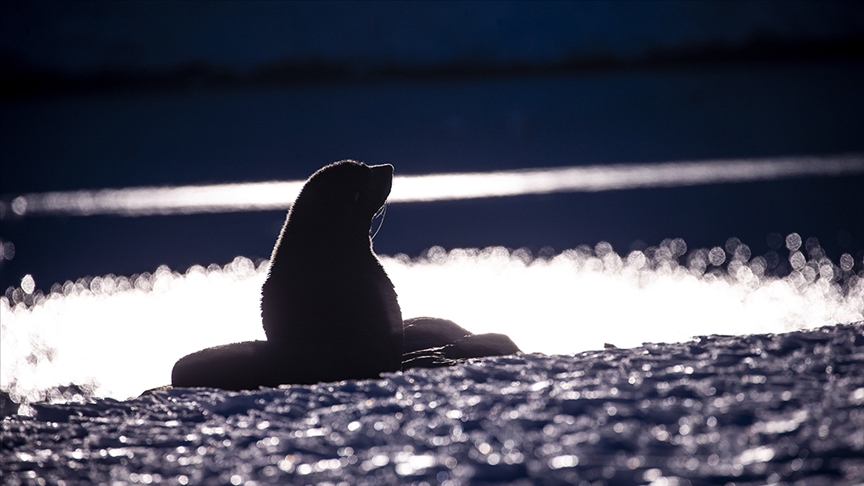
[370,202,387,241]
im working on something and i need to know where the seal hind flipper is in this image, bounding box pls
[442,333,521,360]
[402,318,522,370]
[172,341,285,391]
[401,346,457,369]
[403,317,472,353]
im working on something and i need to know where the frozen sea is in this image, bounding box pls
[2,237,864,485]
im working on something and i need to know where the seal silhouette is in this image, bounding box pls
[260,160,403,377]
[172,161,403,390]
[171,160,520,391]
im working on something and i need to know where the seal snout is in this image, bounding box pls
[367,163,394,206]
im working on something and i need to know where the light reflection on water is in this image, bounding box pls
[1,238,862,403]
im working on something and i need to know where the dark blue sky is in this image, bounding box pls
[4,1,862,71]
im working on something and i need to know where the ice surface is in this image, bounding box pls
[2,239,862,403]
[2,323,863,485]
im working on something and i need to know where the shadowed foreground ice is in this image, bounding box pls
[2,323,864,485]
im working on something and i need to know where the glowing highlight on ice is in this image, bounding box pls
[2,239,862,403]
[4,153,862,217]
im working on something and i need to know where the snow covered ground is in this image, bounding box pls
[2,237,863,484]
[2,323,863,485]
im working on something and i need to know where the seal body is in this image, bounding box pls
[261,161,403,380]
[172,161,403,390]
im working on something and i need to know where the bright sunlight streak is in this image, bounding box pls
[4,154,862,217]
